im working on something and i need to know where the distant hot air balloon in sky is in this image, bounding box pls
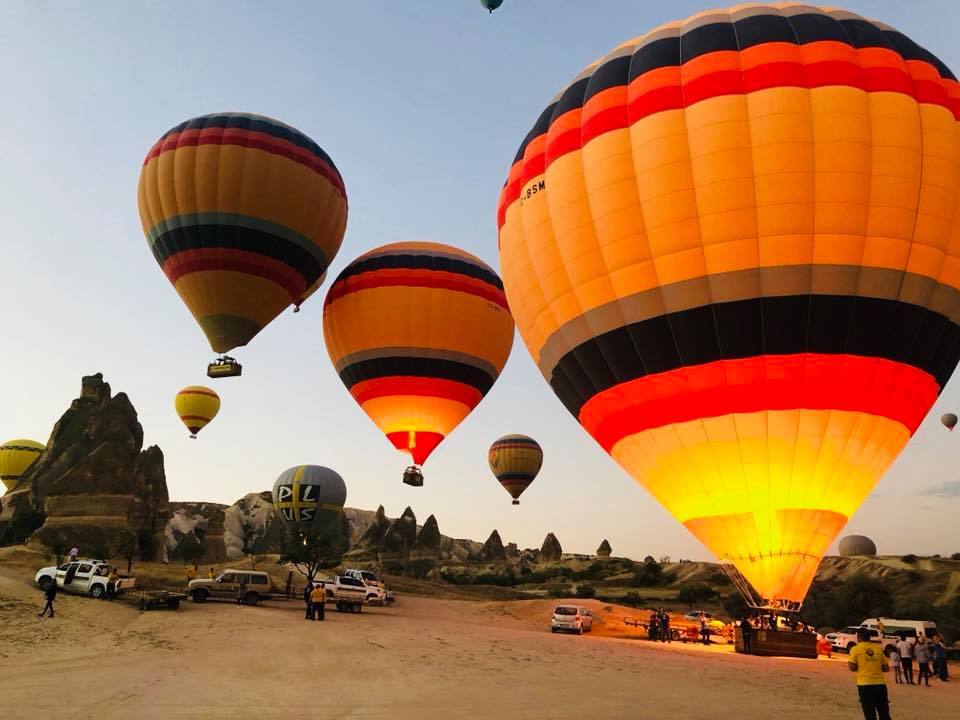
[175,386,220,439]
[271,465,347,535]
[941,413,958,431]
[0,439,44,492]
[497,4,960,609]
[838,535,877,557]
[481,0,503,13]
[137,112,348,376]
[488,434,543,505]
[324,242,514,486]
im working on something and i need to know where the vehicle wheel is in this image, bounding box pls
[168,599,181,610]
[139,597,149,611]
[191,589,208,603]
[671,629,681,641]
[354,604,362,613]
[91,584,105,599]
[551,627,558,633]
[336,602,345,612]
[245,592,259,607]
[38,576,52,591]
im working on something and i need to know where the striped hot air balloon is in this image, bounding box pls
[0,439,44,492]
[137,112,347,364]
[488,434,543,505]
[324,242,514,485]
[175,386,220,438]
[497,4,960,608]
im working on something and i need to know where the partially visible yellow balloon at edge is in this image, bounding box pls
[497,4,960,607]
[0,440,45,491]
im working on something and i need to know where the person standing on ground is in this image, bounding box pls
[915,634,932,686]
[848,627,890,720]
[208,567,216,579]
[739,616,752,654]
[896,635,914,684]
[931,635,948,681]
[303,582,314,620]
[659,609,670,643]
[889,647,901,684]
[699,612,711,645]
[310,582,326,621]
[236,577,247,607]
[106,568,119,600]
[648,610,659,641]
[38,580,57,618]
[186,564,198,583]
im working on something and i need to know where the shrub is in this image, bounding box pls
[172,533,206,565]
[633,558,664,587]
[575,584,596,599]
[950,553,960,561]
[723,592,751,619]
[547,586,573,598]
[902,554,918,564]
[676,581,719,610]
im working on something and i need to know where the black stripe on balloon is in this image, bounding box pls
[160,114,343,179]
[334,253,504,291]
[511,101,559,166]
[151,224,325,286]
[548,12,954,123]
[550,295,960,418]
[339,357,495,394]
[495,473,536,481]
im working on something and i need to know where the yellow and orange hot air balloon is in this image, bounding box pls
[137,112,347,375]
[488,434,543,505]
[324,242,514,485]
[175,386,221,439]
[497,4,960,608]
[0,440,44,492]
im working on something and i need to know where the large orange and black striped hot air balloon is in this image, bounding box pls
[324,242,514,486]
[137,113,348,378]
[488,434,543,505]
[497,4,960,610]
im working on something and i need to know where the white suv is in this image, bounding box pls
[830,626,898,655]
[550,605,593,635]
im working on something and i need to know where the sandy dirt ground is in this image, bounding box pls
[0,567,955,719]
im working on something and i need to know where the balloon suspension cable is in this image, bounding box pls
[719,560,803,613]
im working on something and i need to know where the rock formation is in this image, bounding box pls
[480,530,507,562]
[0,374,169,559]
[411,514,442,559]
[223,492,288,561]
[541,532,562,561]
[597,539,612,559]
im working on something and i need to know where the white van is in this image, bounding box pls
[860,618,940,643]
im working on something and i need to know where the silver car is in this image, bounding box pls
[550,605,593,635]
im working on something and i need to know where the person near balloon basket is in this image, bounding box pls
[896,636,914,684]
[914,635,932,687]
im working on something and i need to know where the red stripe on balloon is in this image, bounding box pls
[327,268,509,310]
[579,354,938,454]
[163,249,305,298]
[350,376,482,407]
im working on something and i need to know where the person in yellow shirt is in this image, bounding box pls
[208,567,216,579]
[309,583,326,622]
[106,568,119,600]
[186,564,199,583]
[848,628,890,720]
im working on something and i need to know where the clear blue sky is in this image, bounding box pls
[1,1,958,559]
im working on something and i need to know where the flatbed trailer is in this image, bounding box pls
[121,589,189,611]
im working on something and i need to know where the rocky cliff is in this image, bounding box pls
[0,374,169,559]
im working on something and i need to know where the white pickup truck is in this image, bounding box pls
[319,575,368,613]
[35,560,135,599]
[344,568,395,605]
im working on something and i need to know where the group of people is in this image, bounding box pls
[184,564,217,582]
[303,581,327,621]
[889,633,950,686]
[646,608,672,642]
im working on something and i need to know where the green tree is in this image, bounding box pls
[278,516,348,584]
[675,581,719,610]
[632,557,664,587]
[173,533,207,566]
[575,584,596,599]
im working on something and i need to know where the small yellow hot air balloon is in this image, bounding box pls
[175,386,221,438]
[488,434,543,505]
[0,439,45,492]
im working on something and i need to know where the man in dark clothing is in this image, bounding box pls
[659,609,670,643]
[740,617,752,654]
[38,582,57,618]
[699,612,711,645]
[648,611,659,641]
[303,583,313,620]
